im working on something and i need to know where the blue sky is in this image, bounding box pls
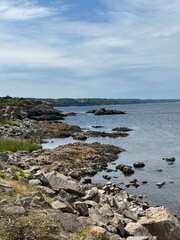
[0,0,180,98]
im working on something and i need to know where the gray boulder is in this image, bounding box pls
[125,222,155,240]
[45,171,85,196]
[138,206,180,240]
[54,212,81,232]
[73,201,89,216]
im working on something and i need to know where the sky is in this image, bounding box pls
[0,0,180,99]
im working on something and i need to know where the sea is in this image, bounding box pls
[42,102,180,216]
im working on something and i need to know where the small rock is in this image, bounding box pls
[4,206,26,215]
[82,187,100,202]
[54,212,81,232]
[125,222,154,240]
[162,156,176,162]
[123,209,138,222]
[51,200,74,213]
[133,162,145,168]
[29,179,42,186]
[142,181,147,184]
[98,203,114,217]
[82,177,92,184]
[73,201,89,216]
[89,226,108,239]
[35,185,56,196]
[156,181,165,188]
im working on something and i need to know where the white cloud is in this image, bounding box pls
[0,0,53,20]
[0,0,180,97]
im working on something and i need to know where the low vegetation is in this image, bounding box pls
[0,138,42,152]
[0,118,20,127]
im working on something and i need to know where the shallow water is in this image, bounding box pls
[42,102,180,216]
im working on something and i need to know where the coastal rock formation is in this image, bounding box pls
[0,119,82,142]
[0,142,124,177]
[0,96,180,240]
[0,97,65,121]
[1,167,179,240]
[86,130,129,138]
[112,127,132,132]
[0,144,180,239]
[72,133,88,140]
[86,108,126,115]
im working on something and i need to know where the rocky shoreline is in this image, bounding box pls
[0,97,180,240]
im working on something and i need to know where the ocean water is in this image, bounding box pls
[42,102,180,216]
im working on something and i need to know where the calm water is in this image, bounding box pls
[42,102,180,216]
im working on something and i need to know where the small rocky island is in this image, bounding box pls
[0,97,179,240]
[86,108,126,115]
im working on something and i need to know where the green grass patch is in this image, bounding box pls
[0,118,20,127]
[0,173,6,179]
[0,138,42,152]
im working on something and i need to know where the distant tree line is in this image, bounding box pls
[39,98,180,107]
[1,96,180,107]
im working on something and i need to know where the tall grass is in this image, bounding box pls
[0,138,42,152]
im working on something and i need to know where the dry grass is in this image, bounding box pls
[0,210,64,240]
[0,178,32,196]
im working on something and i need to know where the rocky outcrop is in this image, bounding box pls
[0,142,124,177]
[86,130,129,138]
[86,108,126,115]
[72,133,88,140]
[0,98,65,121]
[0,119,82,142]
[112,127,132,132]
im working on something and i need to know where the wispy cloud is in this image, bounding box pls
[0,0,180,98]
[0,0,54,20]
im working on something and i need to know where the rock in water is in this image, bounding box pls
[133,162,145,168]
[162,156,176,162]
[156,181,165,188]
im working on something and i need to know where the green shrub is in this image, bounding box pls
[0,172,6,178]
[12,166,26,180]
[0,138,42,152]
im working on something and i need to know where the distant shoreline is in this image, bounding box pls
[1,96,180,108]
[36,98,180,107]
